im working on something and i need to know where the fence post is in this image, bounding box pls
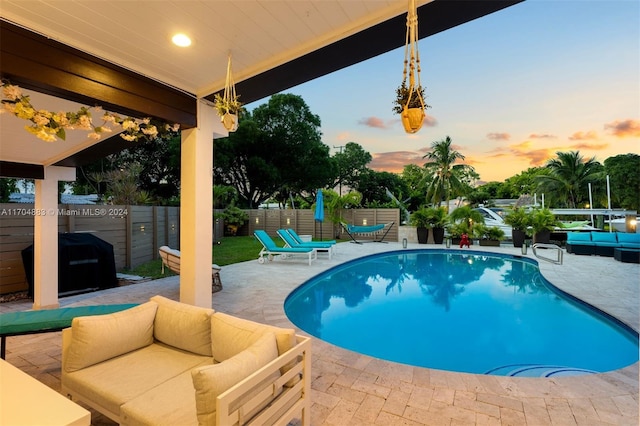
[126,205,133,269]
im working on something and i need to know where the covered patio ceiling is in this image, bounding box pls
[0,0,523,177]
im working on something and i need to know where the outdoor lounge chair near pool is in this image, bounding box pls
[340,221,394,244]
[276,229,334,259]
[159,246,223,292]
[254,230,317,265]
[287,228,337,245]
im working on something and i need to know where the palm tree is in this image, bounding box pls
[422,136,473,212]
[536,151,604,208]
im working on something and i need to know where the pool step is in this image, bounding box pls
[485,364,599,377]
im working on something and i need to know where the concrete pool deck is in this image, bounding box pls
[2,241,638,425]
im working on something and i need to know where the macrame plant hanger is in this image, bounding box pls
[221,54,239,132]
[401,0,426,134]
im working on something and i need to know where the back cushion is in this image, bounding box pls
[64,301,158,372]
[210,312,295,362]
[151,295,214,356]
[591,232,617,243]
[192,332,279,426]
[617,233,640,244]
[567,232,591,242]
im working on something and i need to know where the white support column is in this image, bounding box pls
[33,166,76,310]
[180,100,227,307]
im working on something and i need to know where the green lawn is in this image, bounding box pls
[122,236,266,279]
[123,234,344,279]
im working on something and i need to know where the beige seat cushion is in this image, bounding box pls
[191,332,279,426]
[150,295,214,356]
[63,343,212,417]
[64,301,158,372]
[120,370,198,426]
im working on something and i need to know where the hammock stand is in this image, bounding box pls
[340,222,395,244]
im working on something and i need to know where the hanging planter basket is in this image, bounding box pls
[215,54,242,132]
[393,0,429,134]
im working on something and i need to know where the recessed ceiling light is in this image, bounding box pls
[172,33,191,47]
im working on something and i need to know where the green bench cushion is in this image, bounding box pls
[0,304,138,336]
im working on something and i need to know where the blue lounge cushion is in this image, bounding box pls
[253,230,313,253]
[617,233,640,249]
[567,232,592,243]
[591,232,618,244]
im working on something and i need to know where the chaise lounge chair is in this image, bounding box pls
[159,246,223,292]
[340,221,394,244]
[254,230,317,265]
[276,229,334,259]
[287,228,336,245]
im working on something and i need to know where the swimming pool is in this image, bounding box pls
[284,249,639,376]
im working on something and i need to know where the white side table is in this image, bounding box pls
[0,359,90,425]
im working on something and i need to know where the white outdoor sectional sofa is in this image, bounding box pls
[61,295,311,425]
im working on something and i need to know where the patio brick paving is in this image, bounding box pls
[2,241,638,425]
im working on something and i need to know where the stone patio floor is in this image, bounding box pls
[2,241,638,425]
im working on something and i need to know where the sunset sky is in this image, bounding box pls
[248,0,639,183]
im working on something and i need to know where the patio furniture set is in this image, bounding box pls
[566,231,640,263]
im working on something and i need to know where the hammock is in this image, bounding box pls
[340,222,394,244]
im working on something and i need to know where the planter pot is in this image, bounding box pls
[431,227,445,244]
[221,112,239,132]
[511,229,527,248]
[533,230,551,244]
[479,239,500,247]
[401,107,425,134]
[416,227,429,244]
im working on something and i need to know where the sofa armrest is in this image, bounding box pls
[216,335,311,426]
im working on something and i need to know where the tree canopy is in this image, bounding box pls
[604,153,640,210]
[214,94,335,208]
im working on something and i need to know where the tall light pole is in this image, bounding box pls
[333,145,344,195]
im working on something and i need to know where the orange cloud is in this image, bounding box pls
[358,116,388,129]
[487,132,510,141]
[604,119,640,137]
[569,130,599,141]
[569,142,610,151]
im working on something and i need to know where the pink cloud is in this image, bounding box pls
[569,130,599,141]
[487,132,510,141]
[369,151,424,173]
[604,119,640,137]
[529,133,556,139]
[358,116,388,129]
[569,142,610,151]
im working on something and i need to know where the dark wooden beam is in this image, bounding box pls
[0,21,197,128]
[210,0,524,104]
[0,161,44,179]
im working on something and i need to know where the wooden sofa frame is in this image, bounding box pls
[61,330,312,426]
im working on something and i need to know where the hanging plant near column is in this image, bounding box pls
[214,54,242,132]
[392,0,430,134]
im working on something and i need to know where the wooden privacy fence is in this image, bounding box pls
[0,205,398,295]
[0,204,180,295]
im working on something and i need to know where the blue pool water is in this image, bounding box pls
[284,250,639,376]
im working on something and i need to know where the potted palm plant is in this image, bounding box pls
[529,208,558,244]
[424,206,448,244]
[221,206,248,236]
[410,207,430,244]
[213,93,242,132]
[474,224,505,247]
[504,208,530,248]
